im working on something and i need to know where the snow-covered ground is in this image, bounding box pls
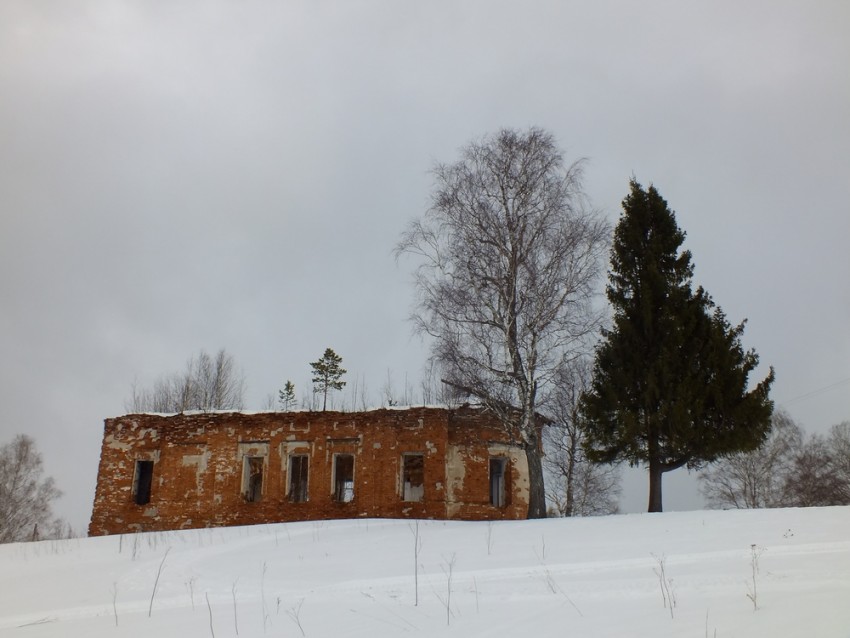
[1,507,848,637]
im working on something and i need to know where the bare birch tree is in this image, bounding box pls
[127,349,246,412]
[543,358,621,516]
[0,435,62,543]
[396,128,609,518]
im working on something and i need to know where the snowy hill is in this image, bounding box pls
[1,507,848,637]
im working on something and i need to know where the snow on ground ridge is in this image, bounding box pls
[1,507,849,637]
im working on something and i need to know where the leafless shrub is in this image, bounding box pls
[410,520,422,606]
[420,360,462,407]
[652,553,676,619]
[112,582,119,627]
[705,609,716,637]
[261,562,269,632]
[746,544,765,611]
[286,599,306,637]
[441,553,456,626]
[206,592,216,638]
[382,369,398,407]
[148,547,171,617]
[187,577,196,611]
[127,348,245,413]
[532,546,583,617]
[231,579,239,635]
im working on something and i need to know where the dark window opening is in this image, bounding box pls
[402,454,425,502]
[133,460,154,505]
[489,458,507,507]
[243,456,264,502]
[289,455,309,502]
[333,454,355,502]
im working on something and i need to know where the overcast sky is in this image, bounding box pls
[1,1,848,532]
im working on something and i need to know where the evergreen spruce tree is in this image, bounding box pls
[278,380,296,412]
[581,180,774,512]
[310,348,347,411]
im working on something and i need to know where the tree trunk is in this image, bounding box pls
[525,437,548,519]
[565,431,577,517]
[648,460,663,513]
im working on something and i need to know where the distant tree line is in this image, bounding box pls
[700,410,850,509]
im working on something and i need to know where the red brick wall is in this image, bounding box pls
[446,410,529,519]
[88,407,528,536]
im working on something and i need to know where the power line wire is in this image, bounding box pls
[779,377,850,407]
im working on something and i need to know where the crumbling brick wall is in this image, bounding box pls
[88,406,529,536]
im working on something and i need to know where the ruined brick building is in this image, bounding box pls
[88,406,532,535]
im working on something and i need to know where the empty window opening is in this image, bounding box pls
[289,455,309,502]
[243,456,264,502]
[402,454,425,502]
[489,458,507,507]
[333,454,355,502]
[133,460,154,505]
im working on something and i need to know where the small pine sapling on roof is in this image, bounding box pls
[278,380,296,412]
[310,348,347,411]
